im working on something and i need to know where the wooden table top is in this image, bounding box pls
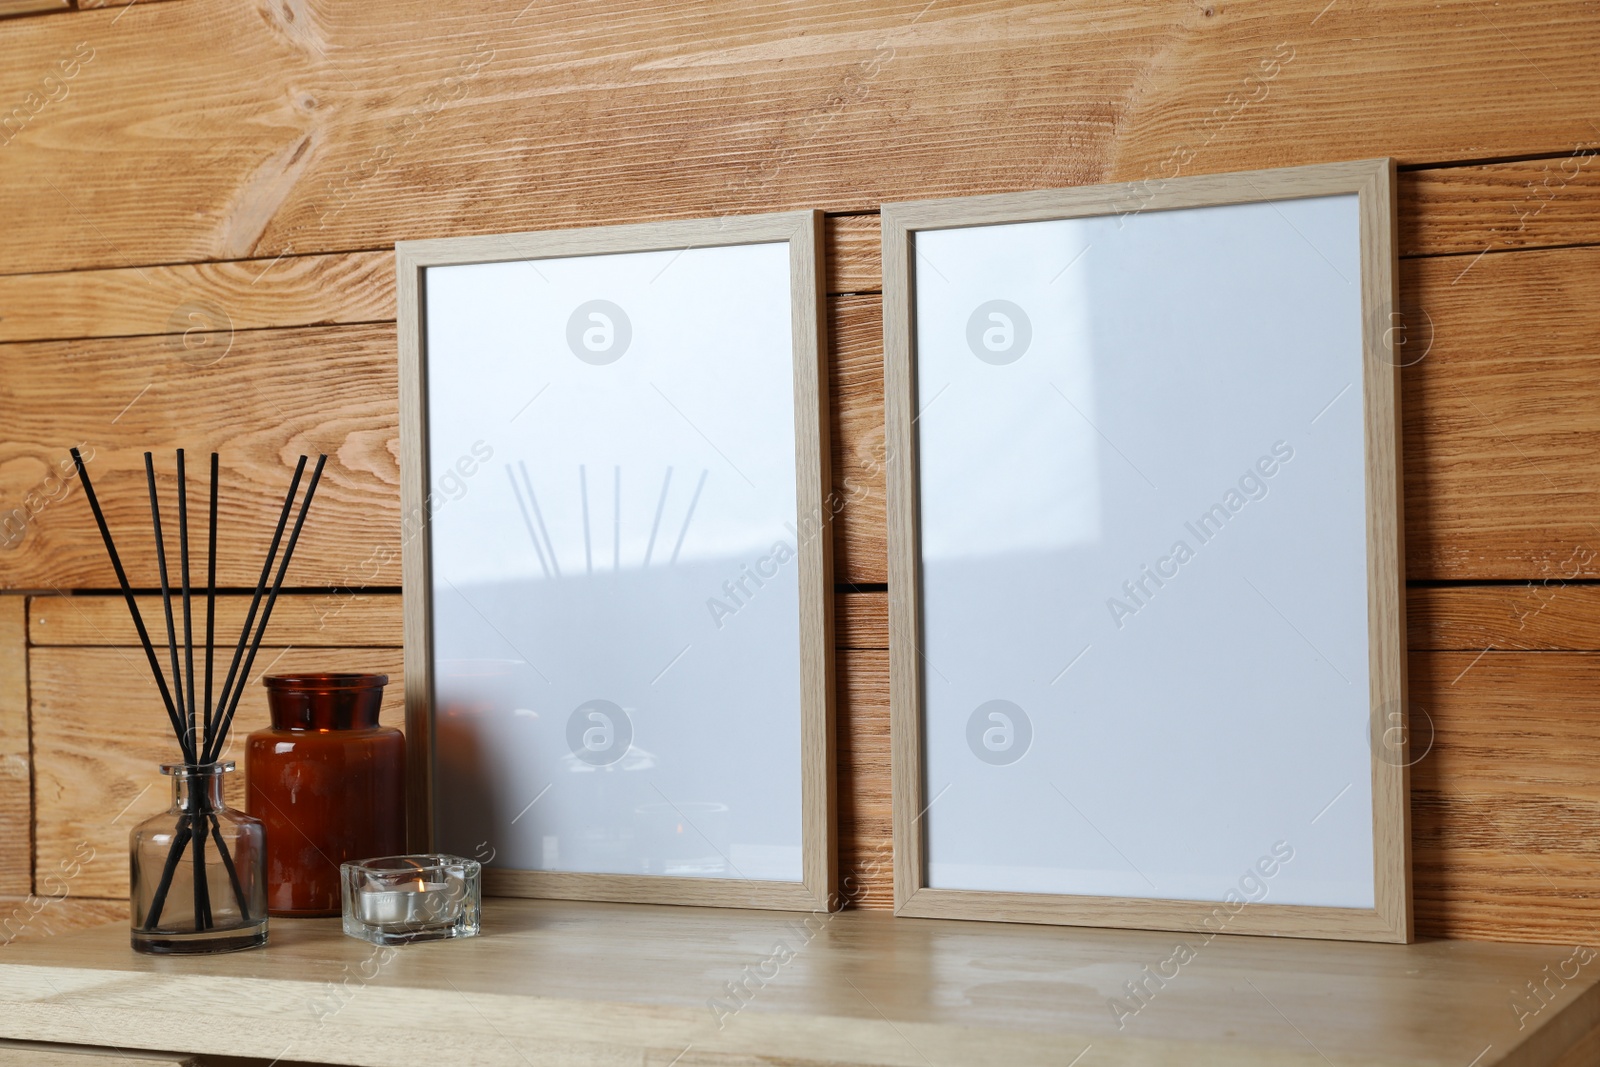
[0,899,1595,1066]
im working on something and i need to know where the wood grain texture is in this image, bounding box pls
[829,294,886,586]
[0,323,402,591]
[881,191,926,926]
[0,251,394,344]
[3,898,1597,1066]
[29,646,403,900]
[0,1045,190,1067]
[0,0,1597,276]
[73,0,179,8]
[393,221,429,856]
[837,648,890,910]
[1,164,1592,345]
[26,592,402,647]
[1410,651,1600,944]
[0,898,124,947]
[1402,245,1600,581]
[1361,159,1412,942]
[1407,585,1600,652]
[1401,156,1600,257]
[0,0,68,18]
[0,598,30,897]
[1552,1022,1600,1067]
[835,590,888,650]
[826,214,880,294]
[0,1048,192,1067]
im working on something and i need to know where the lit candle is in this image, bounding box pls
[340,855,481,945]
[357,877,457,927]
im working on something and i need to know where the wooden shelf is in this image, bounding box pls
[0,898,1596,1066]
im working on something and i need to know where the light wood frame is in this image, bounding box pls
[396,211,837,912]
[882,159,1410,942]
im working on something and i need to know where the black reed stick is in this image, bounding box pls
[143,815,191,930]
[204,457,306,764]
[203,453,219,757]
[87,451,325,934]
[177,450,197,758]
[69,449,189,754]
[192,802,211,931]
[144,452,192,765]
[207,454,325,764]
[146,455,323,928]
[209,812,248,914]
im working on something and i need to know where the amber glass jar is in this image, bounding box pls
[246,673,404,917]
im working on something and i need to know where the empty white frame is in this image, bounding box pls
[397,211,835,911]
[884,160,1409,942]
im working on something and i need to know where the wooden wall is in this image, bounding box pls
[1,0,1598,945]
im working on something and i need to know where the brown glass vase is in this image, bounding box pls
[246,673,405,917]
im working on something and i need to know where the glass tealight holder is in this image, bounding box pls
[340,855,481,946]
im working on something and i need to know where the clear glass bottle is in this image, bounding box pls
[129,762,268,954]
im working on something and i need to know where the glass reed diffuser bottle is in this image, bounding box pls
[71,447,326,954]
[129,762,267,954]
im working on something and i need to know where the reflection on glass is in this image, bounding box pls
[916,197,1376,908]
[425,242,804,882]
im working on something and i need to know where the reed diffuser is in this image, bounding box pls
[71,447,325,954]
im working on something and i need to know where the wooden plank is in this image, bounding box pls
[0,0,68,18]
[1408,585,1600,652]
[0,598,30,897]
[0,323,402,591]
[835,589,887,650]
[28,646,403,900]
[826,214,879,293]
[9,902,1600,1067]
[1402,245,1600,581]
[0,164,1593,344]
[837,648,889,910]
[0,1047,193,1067]
[27,592,403,647]
[829,294,886,585]
[1401,156,1600,257]
[1411,651,1600,944]
[0,251,394,345]
[6,898,1599,1066]
[0,0,1596,277]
